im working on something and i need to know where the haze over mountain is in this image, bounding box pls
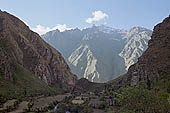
[42,25,152,82]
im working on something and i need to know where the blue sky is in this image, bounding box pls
[1,0,170,34]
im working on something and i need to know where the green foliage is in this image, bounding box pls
[98,101,107,109]
[27,100,34,111]
[0,95,7,105]
[99,75,170,113]
[167,81,170,93]
[117,81,170,113]
[119,110,135,113]
[79,106,93,113]
[55,96,93,113]
[0,64,57,99]
[99,95,105,101]
[75,78,105,93]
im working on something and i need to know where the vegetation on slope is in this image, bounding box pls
[0,63,57,100]
[73,78,105,93]
[104,74,170,113]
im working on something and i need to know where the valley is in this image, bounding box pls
[0,4,170,113]
[42,25,152,82]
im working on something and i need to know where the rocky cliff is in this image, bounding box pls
[123,16,170,86]
[119,27,151,70]
[0,11,77,90]
[43,25,151,82]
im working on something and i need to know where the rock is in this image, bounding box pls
[42,25,151,82]
[123,15,170,86]
[0,10,77,90]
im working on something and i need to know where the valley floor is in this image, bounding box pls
[1,75,170,113]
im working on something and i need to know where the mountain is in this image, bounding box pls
[42,25,152,82]
[44,16,170,113]
[119,27,152,70]
[0,10,77,97]
[73,78,105,94]
[122,15,170,86]
[102,15,170,113]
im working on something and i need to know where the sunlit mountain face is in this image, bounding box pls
[42,25,152,82]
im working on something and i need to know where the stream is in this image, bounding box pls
[53,104,70,113]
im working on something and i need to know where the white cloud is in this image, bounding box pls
[32,24,72,35]
[86,11,108,24]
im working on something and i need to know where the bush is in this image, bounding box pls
[167,82,170,93]
[0,96,7,105]
[118,85,170,113]
[98,101,107,109]
[27,100,34,111]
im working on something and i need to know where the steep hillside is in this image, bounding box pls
[119,27,152,70]
[43,25,151,82]
[0,10,77,97]
[102,16,170,113]
[122,15,170,86]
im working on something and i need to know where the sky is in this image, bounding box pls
[1,0,170,35]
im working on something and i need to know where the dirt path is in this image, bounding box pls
[31,94,70,111]
[9,101,28,113]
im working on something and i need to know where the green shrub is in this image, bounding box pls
[98,101,107,109]
[0,96,7,105]
[118,85,170,113]
[167,82,170,93]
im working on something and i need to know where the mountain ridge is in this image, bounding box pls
[43,25,152,82]
[120,15,170,86]
[0,10,77,96]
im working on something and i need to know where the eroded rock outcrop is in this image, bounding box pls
[123,16,170,86]
[0,11,77,90]
[43,25,151,82]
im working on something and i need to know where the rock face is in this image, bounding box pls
[124,16,170,86]
[43,25,151,82]
[119,27,151,70]
[0,11,77,89]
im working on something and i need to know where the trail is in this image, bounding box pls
[9,101,28,113]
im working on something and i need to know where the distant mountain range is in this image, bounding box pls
[42,25,152,82]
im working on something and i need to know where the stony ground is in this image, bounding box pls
[2,99,17,109]
[9,101,28,113]
[1,94,71,113]
[30,94,70,111]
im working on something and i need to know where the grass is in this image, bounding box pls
[0,63,57,99]
[0,36,64,100]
